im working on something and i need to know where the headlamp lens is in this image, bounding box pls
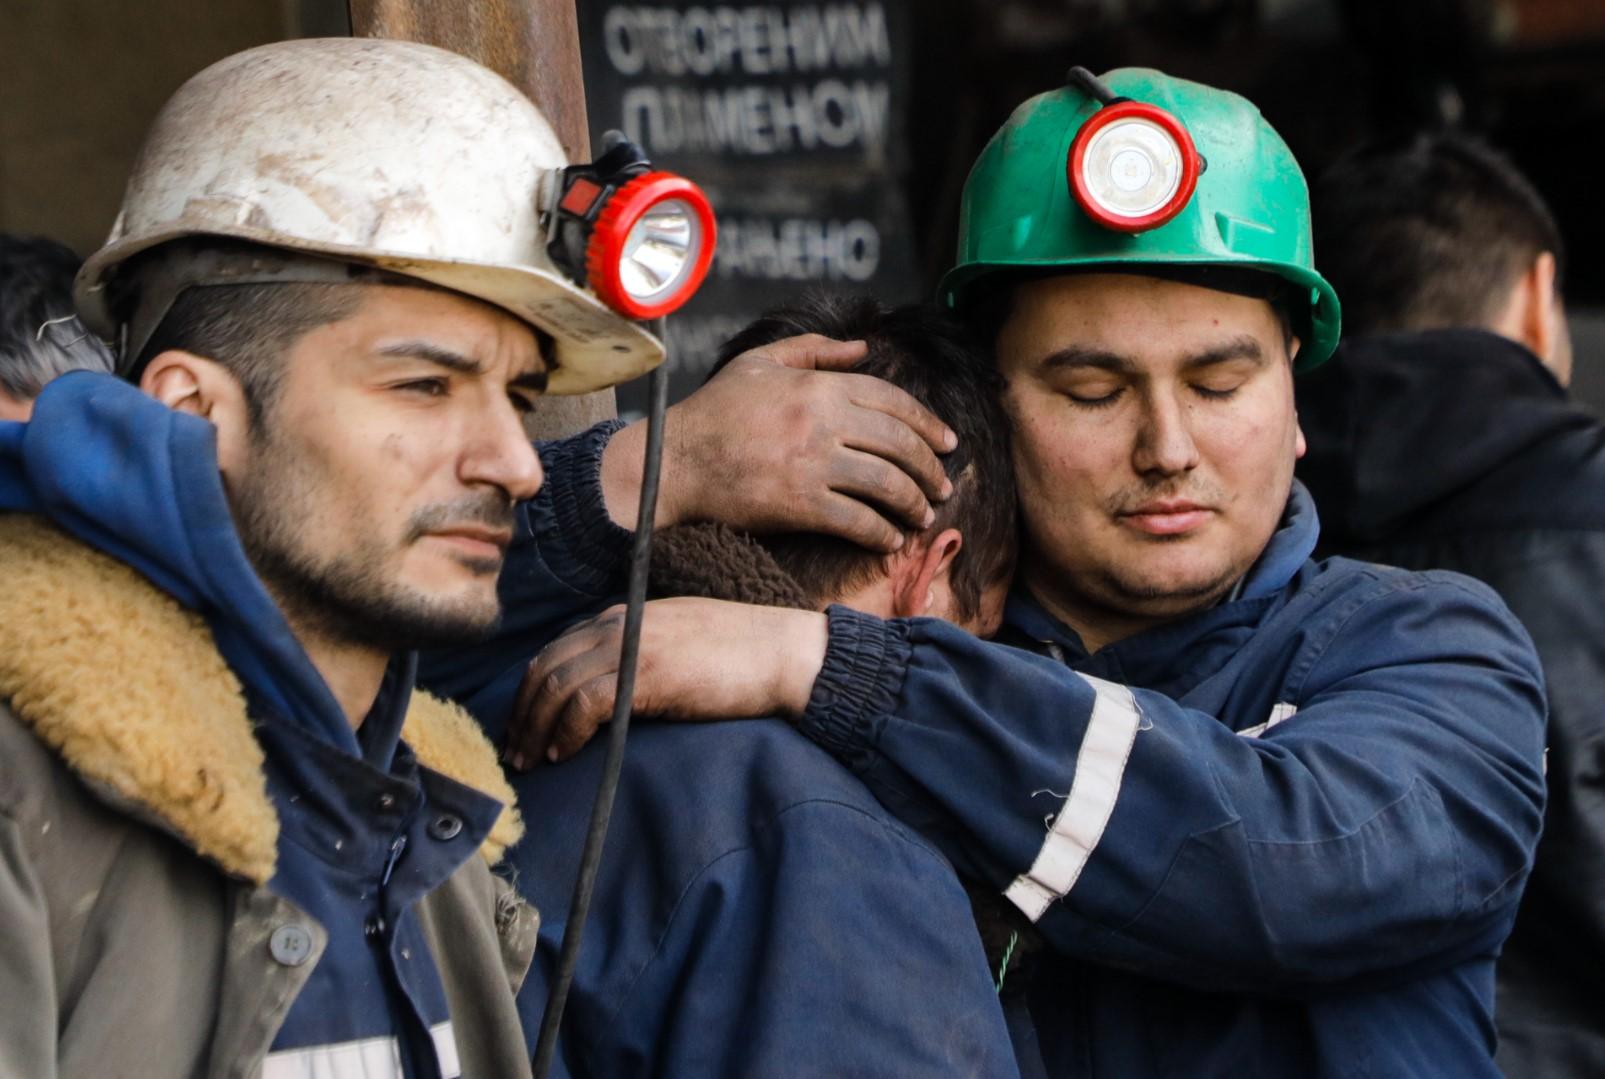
[1084,118,1187,216]
[585,171,718,320]
[619,198,705,305]
[1083,118,1183,218]
[1067,100,1201,234]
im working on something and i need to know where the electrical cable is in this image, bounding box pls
[1066,65,1120,105]
[531,323,671,1079]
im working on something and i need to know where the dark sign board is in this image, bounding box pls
[576,1,918,412]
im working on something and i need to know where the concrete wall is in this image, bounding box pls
[0,0,348,254]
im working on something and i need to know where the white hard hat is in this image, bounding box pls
[76,37,663,395]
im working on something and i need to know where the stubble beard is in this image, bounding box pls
[231,415,508,654]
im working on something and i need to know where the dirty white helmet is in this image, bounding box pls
[77,38,679,395]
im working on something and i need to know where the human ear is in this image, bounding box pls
[891,528,964,620]
[1526,253,1566,384]
[139,350,254,472]
[1497,252,1565,381]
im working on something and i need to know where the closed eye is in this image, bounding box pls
[1066,387,1124,408]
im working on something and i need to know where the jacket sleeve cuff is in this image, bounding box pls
[798,605,912,772]
[535,419,632,596]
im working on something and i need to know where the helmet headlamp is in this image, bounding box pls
[1065,68,1202,234]
[549,133,717,321]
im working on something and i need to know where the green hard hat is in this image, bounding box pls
[939,67,1341,371]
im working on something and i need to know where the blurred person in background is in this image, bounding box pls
[1299,131,1600,1077]
[0,233,114,421]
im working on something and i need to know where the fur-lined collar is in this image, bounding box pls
[0,514,522,885]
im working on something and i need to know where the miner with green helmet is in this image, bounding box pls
[468,66,1546,1078]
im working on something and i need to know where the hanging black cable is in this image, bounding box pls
[532,327,671,1079]
[1066,65,1122,105]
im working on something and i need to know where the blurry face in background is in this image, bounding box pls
[995,273,1303,641]
[223,285,548,650]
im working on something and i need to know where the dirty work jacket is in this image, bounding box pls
[1299,328,1605,1078]
[470,421,1548,1078]
[0,519,538,1079]
[0,375,539,1078]
[420,427,1019,1077]
[496,722,1018,1078]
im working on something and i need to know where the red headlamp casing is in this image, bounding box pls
[584,172,716,321]
[550,135,718,321]
[1067,100,1202,234]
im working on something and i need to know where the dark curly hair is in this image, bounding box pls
[707,292,1017,624]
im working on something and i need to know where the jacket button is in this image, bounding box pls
[269,924,314,967]
[427,814,463,841]
[375,793,396,812]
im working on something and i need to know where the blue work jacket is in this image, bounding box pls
[501,721,1017,1076]
[425,421,1547,1078]
[804,494,1547,1077]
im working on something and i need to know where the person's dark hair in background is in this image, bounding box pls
[0,234,115,420]
[653,293,1017,629]
[1300,132,1599,1078]
[1313,131,1571,379]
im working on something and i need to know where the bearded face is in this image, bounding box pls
[221,284,547,653]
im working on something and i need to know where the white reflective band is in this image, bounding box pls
[1238,701,1298,740]
[262,1022,460,1079]
[1004,674,1142,922]
[431,1021,461,1077]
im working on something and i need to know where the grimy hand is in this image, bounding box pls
[602,334,957,553]
[505,597,829,769]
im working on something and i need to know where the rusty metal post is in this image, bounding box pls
[348,0,619,439]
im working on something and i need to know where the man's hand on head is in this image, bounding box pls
[600,334,958,553]
[505,597,829,769]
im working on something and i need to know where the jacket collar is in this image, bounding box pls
[0,373,363,754]
[0,514,523,885]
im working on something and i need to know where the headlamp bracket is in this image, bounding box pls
[545,131,717,321]
[546,131,653,286]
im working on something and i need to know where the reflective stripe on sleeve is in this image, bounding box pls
[1238,701,1298,739]
[1004,674,1142,921]
[262,1022,460,1079]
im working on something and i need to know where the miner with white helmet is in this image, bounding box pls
[0,37,700,1077]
